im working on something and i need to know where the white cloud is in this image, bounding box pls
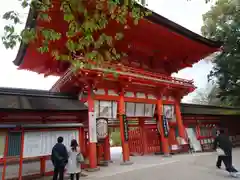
[0,0,214,99]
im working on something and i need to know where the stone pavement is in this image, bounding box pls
[39,148,240,180]
[87,150,240,180]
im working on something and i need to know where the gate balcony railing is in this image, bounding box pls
[51,64,195,92]
[115,65,194,86]
[93,65,194,88]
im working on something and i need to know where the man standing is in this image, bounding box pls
[213,129,238,177]
[51,136,68,180]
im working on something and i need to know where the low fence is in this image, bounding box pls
[0,155,89,180]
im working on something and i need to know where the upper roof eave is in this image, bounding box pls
[14,7,37,66]
[144,9,222,48]
[13,3,222,67]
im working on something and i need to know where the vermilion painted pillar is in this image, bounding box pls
[40,157,46,176]
[196,125,199,138]
[168,127,176,145]
[175,100,186,142]
[157,99,170,155]
[87,88,97,169]
[97,144,102,165]
[104,135,111,161]
[2,134,8,180]
[139,118,147,155]
[79,127,85,152]
[119,92,131,163]
[18,129,24,180]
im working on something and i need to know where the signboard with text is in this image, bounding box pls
[122,114,129,141]
[156,115,169,138]
[162,115,169,137]
[89,112,97,143]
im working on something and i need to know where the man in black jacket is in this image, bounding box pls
[213,129,238,177]
[51,136,68,180]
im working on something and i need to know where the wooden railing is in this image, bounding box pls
[93,65,194,87]
[51,65,195,92]
[113,65,194,86]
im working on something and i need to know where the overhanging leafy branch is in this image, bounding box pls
[2,0,151,71]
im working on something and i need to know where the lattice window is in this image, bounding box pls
[94,89,105,95]
[125,102,155,117]
[94,100,117,119]
[7,132,21,157]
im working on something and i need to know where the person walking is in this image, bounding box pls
[213,129,239,177]
[215,130,225,169]
[216,152,225,169]
[51,136,69,180]
[67,139,82,180]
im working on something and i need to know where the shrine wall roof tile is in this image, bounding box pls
[181,103,240,116]
[0,87,239,117]
[0,87,87,111]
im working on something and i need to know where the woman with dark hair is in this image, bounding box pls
[66,139,82,180]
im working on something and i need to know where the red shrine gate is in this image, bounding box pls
[13,0,222,173]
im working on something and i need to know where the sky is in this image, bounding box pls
[0,0,215,102]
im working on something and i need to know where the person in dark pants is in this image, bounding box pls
[216,155,225,169]
[215,130,225,169]
[51,136,69,180]
[213,129,238,177]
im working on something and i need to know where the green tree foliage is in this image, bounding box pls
[201,0,240,106]
[109,128,121,146]
[110,130,121,146]
[2,0,150,71]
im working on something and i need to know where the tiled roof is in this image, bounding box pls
[0,87,87,111]
[181,103,240,116]
[0,87,239,116]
